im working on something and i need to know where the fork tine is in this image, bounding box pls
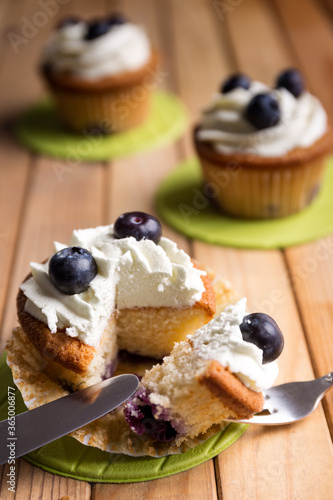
[224,372,333,425]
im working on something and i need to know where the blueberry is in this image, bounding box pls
[124,398,177,442]
[114,212,162,244]
[108,13,127,27]
[240,313,284,364]
[140,406,177,442]
[275,68,304,98]
[220,73,251,94]
[245,93,280,130]
[84,20,110,40]
[49,247,98,295]
[57,17,81,29]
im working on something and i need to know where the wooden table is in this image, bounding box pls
[1,0,333,498]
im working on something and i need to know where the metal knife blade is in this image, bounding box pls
[0,374,139,465]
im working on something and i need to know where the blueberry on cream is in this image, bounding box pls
[245,93,281,130]
[108,13,127,27]
[275,68,304,98]
[240,312,284,364]
[196,70,327,157]
[84,20,110,40]
[220,73,251,94]
[48,246,98,295]
[114,211,162,244]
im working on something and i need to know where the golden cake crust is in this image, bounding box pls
[17,288,95,375]
[197,359,264,419]
[194,125,333,169]
[41,48,160,92]
[193,261,216,315]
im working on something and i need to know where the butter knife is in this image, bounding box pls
[0,374,139,465]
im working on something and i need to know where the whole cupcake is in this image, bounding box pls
[194,69,332,219]
[41,14,159,133]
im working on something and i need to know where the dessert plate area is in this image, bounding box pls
[0,353,247,483]
[14,91,187,161]
[156,157,333,249]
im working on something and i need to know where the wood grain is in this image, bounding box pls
[0,461,91,500]
[92,462,218,500]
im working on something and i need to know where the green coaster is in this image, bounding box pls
[0,353,247,483]
[14,91,187,161]
[156,157,333,249]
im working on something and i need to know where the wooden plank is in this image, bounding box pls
[321,0,333,17]
[168,0,232,157]
[0,460,91,500]
[92,462,218,500]
[273,0,333,122]
[225,0,294,78]
[0,136,30,342]
[285,239,333,432]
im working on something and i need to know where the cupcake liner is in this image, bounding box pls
[0,351,248,483]
[50,85,152,133]
[194,124,333,219]
[198,152,329,219]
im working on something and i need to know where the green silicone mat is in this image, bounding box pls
[156,157,333,249]
[0,353,247,483]
[14,91,187,161]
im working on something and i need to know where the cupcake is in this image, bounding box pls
[14,212,221,390]
[41,14,159,133]
[194,69,332,218]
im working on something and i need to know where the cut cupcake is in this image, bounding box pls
[7,296,282,457]
[194,69,332,218]
[40,15,159,133]
[15,212,218,390]
[124,298,283,445]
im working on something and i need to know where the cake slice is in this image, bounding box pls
[16,213,217,390]
[124,298,283,445]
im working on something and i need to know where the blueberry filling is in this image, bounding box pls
[124,388,178,442]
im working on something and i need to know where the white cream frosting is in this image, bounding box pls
[196,81,327,157]
[42,21,151,79]
[20,224,206,346]
[190,298,279,391]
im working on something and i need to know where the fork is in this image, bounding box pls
[225,372,333,425]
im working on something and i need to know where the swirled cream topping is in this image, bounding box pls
[190,298,279,391]
[20,224,205,346]
[196,81,327,157]
[42,21,151,79]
